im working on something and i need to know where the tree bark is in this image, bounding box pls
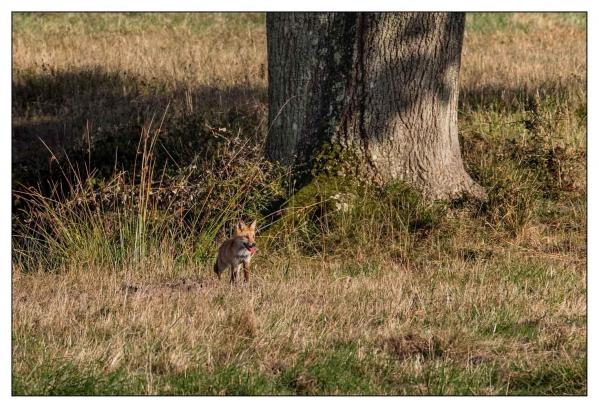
[266,12,485,200]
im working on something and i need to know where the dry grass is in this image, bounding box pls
[12,13,586,395]
[462,14,586,96]
[12,253,585,395]
[12,13,266,86]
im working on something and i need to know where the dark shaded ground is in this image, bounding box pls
[459,81,586,113]
[12,67,267,193]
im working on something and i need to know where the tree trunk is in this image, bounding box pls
[266,12,485,200]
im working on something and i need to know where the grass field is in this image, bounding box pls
[11,12,586,395]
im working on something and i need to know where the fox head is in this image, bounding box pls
[235,220,257,254]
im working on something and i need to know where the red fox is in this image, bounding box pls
[214,220,257,283]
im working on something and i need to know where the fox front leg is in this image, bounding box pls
[214,261,222,280]
[230,264,242,284]
[243,261,251,283]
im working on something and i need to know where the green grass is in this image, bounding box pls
[560,13,587,28]
[466,13,522,33]
[507,358,587,395]
[283,342,378,395]
[14,339,585,395]
[12,12,265,35]
[163,365,277,395]
[13,361,136,395]
[14,12,584,36]
[466,12,586,33]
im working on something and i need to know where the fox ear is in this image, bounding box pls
[236,220,247,233]
[249,220,257,231]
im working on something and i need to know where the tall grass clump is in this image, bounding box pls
[460,93,585,236]
[12,107,285,275]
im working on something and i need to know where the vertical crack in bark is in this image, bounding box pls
[354,13,380,181]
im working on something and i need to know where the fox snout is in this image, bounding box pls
[244,241,257,253]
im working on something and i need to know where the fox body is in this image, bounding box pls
[214,220,257,283]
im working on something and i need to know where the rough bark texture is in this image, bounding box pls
[266,12,485,200]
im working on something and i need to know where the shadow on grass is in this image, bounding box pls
[12,66,267,191]
[459,80,586,113]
